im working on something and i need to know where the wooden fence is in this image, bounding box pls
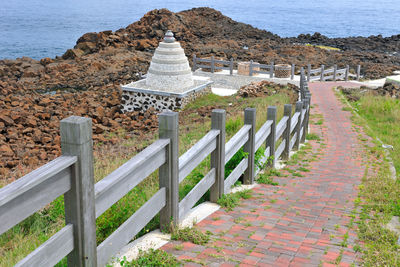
[0,81,311,267]
[307,64,361,82]
[192,55,361,82]
[192,55,234,75]
[248,60,274,78]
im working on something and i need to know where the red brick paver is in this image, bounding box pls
[162,82,364,266]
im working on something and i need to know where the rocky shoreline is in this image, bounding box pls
[1,7,399,180]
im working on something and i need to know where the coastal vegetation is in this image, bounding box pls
[338,88,400,265]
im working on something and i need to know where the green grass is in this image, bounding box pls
[217,189,252,211]
[337,89,400,265]
[257,175,278,185]
[0,90,293,266]
[170,226,210,245]
[306,133,320,140]
[257,169,281,185]
[117,249,181,267]
[350,95,400,175]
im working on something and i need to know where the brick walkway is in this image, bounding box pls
[162,82,365,266]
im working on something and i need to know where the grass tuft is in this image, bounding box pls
[170,226,210,245]
[117,249,181,267]
[306,133,320,140]
[217,189,252,211]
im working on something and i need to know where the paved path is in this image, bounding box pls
[162,81,365,266]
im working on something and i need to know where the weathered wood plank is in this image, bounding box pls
[300,126,304,141]
[290,112,300,134]
[225,125,251,164]
[310,76,320,81]
[251,63,272,69]
[324,68,334,74]
[224,158,248,194]
[179,130,219,183]
[275,139,286,160]
[243,108,256,185]
[310,68,321,74]
[95,139,169,218]
[253,70,272,75]
[282,104,292,160]
[215,59,231,65]
[97,188,166,267]
[301,108,306,123]
[0,164,73,235]
[196,64,211,69]
[159,111,179,229]
[0,156,76,206]
[61,116,97,266]
[266,106,277,168]
[15,224,74,267]
[196,58,212,63]
[255,120,273,151]
[290,132,297,151]
[324,75,334,80]
[294,101,303,150]
[210,110,226,202]
[275,116,288,141]
[214,66,231,70]
[179,169,216,219]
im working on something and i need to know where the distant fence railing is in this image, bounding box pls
[192,55,234,75]
[307,64,361,82]
[0,78,311,267]
[192,55,361,82]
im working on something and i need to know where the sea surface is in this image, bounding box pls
[1,0,399,60]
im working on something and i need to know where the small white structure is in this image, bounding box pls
[121,30,212,112]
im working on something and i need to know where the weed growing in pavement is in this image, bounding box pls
[117,249,181,267]
[170,226,210,245]
[217,190,252,211]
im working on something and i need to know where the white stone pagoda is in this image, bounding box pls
[121,30,212,112]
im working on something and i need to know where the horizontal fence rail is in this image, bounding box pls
[0,156,77,235]
[94,139,169,218]
[179,130,219,183]
[1,76,312,267]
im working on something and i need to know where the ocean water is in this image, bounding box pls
[1,0,399,60]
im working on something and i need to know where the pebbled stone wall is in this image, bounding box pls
[121,86,211,112]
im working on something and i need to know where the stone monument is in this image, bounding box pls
[121,30,212,112]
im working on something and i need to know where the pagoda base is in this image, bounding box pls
[121,79,212,112]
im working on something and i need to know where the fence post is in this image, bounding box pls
[357,65,361,81]
[192,55,197,72]
[307,64,311,82]
[159,111,179,229]
[266,106,277,168]
[60,116,97,267]
[320,64,325,81]
[300,67,305,99]
[243,108,256,185]
[294,101,303,150]
[304,95,311,137]
[282,104,292,160]
[249,60,253,76]
[300,100,307,143]
[333,65,337,82]
[345,65,349,81]
[291,64,295,80]
[229,58,234,76]
[211,56,215,73]
[270,61,274,78]
[210,109,226,202]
